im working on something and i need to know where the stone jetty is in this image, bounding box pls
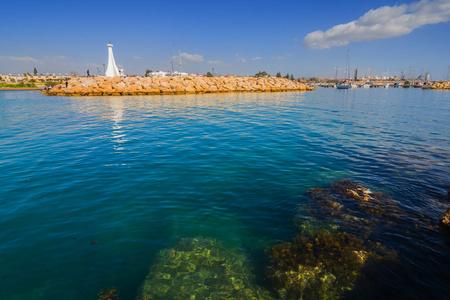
[431,82,450,90]
[45,76,315,96]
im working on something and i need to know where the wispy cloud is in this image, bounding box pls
[303,0,450,49]
[208,60,224,65]
[235,54,246,63]
[43,55,67,62]
[180,52,204,63]
[251,57,262,61]
[0,56,40,63]
[270,54,293,60]
[133,56,142,60]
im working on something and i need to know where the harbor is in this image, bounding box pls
[312,80,449,89]
[1,0,450,297]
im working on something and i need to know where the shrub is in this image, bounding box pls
[45,81,60,87]
[0,83,37,88]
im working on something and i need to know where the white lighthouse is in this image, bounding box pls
[105,42,120,77]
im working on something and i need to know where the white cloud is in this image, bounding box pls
[133,56,142,60]
[303,0,450,49]
[180,52,204,63]
[208,60,224,65]
[251,57,262,61]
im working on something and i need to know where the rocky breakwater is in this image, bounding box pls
[431,82,450,90]
[45,76,315,96]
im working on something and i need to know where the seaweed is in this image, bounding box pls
[138,237,275,300]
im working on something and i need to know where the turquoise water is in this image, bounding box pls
[0,89,449,299]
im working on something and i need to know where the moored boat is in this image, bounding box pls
[336,82,350,89]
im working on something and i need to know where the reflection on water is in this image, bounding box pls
[110,98,127,152]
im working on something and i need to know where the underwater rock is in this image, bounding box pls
[303,180,404,235]
[440,207,450,229]
[294,219,339,236]
[267,231,396,300]
[97,287,119,300]
[138,237,275,300]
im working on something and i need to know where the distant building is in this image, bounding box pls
[150,71,168,77]
[172,71,188,77]
[148,71,189,78]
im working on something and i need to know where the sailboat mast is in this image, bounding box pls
[169,43,174,74]
[346,50,350,80]
[179,48,182,73]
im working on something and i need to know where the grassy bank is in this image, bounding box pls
[0,83,37,88]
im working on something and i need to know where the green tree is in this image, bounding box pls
[206,72,213,77]
[145,69,152,77]
[255,71,268,78]
[276,72,282,78]
[284,73,289,79]
[290,74,295,81]
[33,67,38,76]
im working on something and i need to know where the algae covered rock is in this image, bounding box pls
[302,180,405,235]
[97,287,119,300]
[440,207,450,229]
[138,237,275,300]
[267,231,396,300]
[294,219,339,236]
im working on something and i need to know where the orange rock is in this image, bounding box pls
[45,76,315,96]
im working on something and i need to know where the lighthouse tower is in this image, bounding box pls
[105,43,120,77]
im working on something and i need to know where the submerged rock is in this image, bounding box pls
[303,180,405,235]
[267,231,396,300]
[284,180,403,299]
[440,207,450,229]
[294,219,339,236]
[138,237,275,300]
[97,287,119,300]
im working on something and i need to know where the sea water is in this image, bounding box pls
[0,88,449,299]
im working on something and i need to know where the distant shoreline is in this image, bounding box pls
[0,87,44,91]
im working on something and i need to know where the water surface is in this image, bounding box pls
[0,89,449,299]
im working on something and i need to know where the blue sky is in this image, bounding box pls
[1,0,449,79]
